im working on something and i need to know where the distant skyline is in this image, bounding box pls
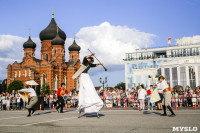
[0,0,200,87]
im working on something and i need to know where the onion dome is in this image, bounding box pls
[51,33,65,46]
[23,36,36,49]
[68,39,81,51]
[39,15,66,41]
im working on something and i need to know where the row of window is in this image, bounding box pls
[125,47,200,61]
[165,66,200,89]
[14,70,31,78]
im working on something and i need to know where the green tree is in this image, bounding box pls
[136,84,145,90]
[7,80,24,93]
[114,82,125,90]
[41,83,51,95]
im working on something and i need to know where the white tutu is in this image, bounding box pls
[78,73,103,113]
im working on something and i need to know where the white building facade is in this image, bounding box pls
[124,43,200,90]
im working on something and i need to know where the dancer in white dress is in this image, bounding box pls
[77,53,104,118]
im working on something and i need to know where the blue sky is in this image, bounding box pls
[0,0,200,87]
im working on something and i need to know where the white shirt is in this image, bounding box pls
[19,88,37,97]
[17,97,21,103]
[138,89,147,100]
[156,80,169,93]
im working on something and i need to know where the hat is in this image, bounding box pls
[158,75,165,80]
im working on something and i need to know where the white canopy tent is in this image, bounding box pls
[25,80,39,91]
[25,80,39,86]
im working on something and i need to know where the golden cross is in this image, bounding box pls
[52,7,54,18]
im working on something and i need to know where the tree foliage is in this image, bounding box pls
[7,80,24,93]
[40,83,51,95]
[114,82,125,90]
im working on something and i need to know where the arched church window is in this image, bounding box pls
[42,74,45,85]
[46,54,48,61]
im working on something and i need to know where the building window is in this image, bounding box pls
[180,67,186,88]
[54,50,56,54]
[183,49,186,56]
[15,71,17,78]
[46,54,48,61]
[196,48,199,55]
[29,70,31,77]
[165,68,170,83]
[26,52,28,57]
[25,70,27,77]
[189,66,196,89]
[19,71,21,77]
[172,67,178,87]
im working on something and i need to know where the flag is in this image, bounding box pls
[168,37,171,44]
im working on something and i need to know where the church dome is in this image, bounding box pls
[39,17,66,41]
[68,39,81,51]
[23,36,36,49]
[51,33,65,46]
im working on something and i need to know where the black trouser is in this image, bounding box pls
[56,96,64,112]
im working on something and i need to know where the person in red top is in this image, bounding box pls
[147,85,155,110]
[56,83,68,113]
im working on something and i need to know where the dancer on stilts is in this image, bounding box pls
[19,85,38,117]
[72,52,104,118]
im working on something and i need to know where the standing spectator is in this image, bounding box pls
[12,90,16,97]
[192,92,197,107]
[116,92,121,107]
[138,85,147,111]
[186,92,192,107]
[156,82,164,110]
[174,92,179,108]
[171,92,175,107]
[195,87,200,107]
[147,85,155,110]
[185,86,190,93]
[189,87,193,94]
[49,94,53,109]
[12,97,17,110]
[179,91,183,107]
[6,94,11,111]
[2,97,6,111]
[0,94,2,111]
[17,94,21,110]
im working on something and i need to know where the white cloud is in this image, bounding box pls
[66,22,156,65]
[0,22,156,84]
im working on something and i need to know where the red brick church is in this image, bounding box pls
[7,13,81,92]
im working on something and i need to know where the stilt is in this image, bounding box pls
[78,108,81,118]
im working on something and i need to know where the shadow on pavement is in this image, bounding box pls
[34,111,52,116]
[143,111,161,115]
[79,113,105,118]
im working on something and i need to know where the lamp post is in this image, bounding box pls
[99,77,107,89]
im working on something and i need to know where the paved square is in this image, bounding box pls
[0,109,199,133]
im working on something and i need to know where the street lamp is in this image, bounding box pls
[99,77,107,89]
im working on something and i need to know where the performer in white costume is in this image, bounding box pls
[76,53,104,118]
[19,85,38,117]
[157,75,176,117]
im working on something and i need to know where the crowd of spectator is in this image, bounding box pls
[0,85,200,111]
